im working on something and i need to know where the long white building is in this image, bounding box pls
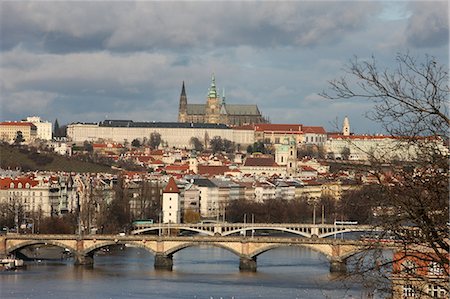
[67,120,255,149]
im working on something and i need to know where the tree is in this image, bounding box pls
[149,132,161,149]
[189,137,204,152]
[340,147,350,160]
[247,141,267,154]
[222,138,235,153]
[209,136,224,153]
[321,53,449,296]
[53,119,60,138]
[131,138,141,148]
[14,131,24,144]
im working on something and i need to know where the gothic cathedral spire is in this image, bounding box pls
[178,81,188,122]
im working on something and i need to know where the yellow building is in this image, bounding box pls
[0,122,37,144]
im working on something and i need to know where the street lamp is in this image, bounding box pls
[334,220,358,240]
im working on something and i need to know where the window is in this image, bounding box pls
[427,284,447,298]
[402,260,417,275]
[428,262,444,276]
[403,284,415,298]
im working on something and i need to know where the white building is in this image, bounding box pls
[67,120,254,149]
[25,116,52,140]
[325,134,447,161]
[162,177,181,223]
[0,174,76,218]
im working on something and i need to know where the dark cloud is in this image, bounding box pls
[405,2,449,48]
[1,1,380,52]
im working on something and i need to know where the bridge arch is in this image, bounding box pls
[7,240,77,255]
[319,228,371,239]
[248,243,333,261]
[132,227,215,236]
[81,241,156,257]
[222,227,311,238]
[163,242,241,257]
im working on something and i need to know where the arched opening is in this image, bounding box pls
[167,243,240,273]
[254,244,330,271]
[8,241,76,262]
[83,242,156,269]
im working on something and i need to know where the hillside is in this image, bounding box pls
[0,143,114,173]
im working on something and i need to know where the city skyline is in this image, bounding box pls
[1,1,448,134]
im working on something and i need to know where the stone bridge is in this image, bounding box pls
[0,234,396,272]
[131,222,376,238]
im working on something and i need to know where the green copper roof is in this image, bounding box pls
[208,74,218,98]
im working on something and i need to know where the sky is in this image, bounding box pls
[1,1,448,134]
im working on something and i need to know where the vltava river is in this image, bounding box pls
[1,246,384,299]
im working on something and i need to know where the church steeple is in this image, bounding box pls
[208,74,218,99]
[178,81,188,122]
[342,116,350,136]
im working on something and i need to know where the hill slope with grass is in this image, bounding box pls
[0,143,114,173]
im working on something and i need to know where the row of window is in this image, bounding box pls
[403,284,447,298]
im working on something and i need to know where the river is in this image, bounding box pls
[0,246,387,299]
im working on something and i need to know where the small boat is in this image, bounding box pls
[1,258,25,270]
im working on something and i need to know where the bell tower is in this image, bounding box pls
[205,74,221,124]
[342,116,350,136]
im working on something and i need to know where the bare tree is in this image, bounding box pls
[189,137,204,152]
[321,53,449,297]
[149,132,161,149]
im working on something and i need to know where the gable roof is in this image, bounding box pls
[186,104,206,115]
[224,104,260,116]
[303,126,326,134]
[164,177,179,193]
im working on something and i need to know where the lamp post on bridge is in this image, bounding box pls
[334,220,358,240]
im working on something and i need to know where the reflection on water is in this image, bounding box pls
[0,246,387,299]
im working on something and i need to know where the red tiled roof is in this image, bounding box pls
[165,164,189,171]
[198,165,230,176]
[301,165,317,172]
[303,126,326,134]
[0,122,35,127]
[149,150,164,156]
[244,157,279,167]
[234,123,304,132]
[0,177,39,189]
[164,177,179,193]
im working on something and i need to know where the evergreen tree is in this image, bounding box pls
[53,119,60,138]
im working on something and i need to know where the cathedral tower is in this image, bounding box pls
[205,75,221,124]
[178,81,188,122]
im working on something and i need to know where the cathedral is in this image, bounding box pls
[178,75,268,127]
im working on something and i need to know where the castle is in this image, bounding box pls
[178,75,268,127]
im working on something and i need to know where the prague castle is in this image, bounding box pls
[178,75,268,126]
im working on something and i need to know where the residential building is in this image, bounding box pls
[25,116,52,140]
[0,122,37,144]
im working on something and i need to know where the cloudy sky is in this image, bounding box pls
[1,1,448,134]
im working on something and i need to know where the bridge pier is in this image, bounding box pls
[74,253,94,266]
[0,237,7,259]
[239,256,257,272]
[329,258,347,273]
[154,254,173,271]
